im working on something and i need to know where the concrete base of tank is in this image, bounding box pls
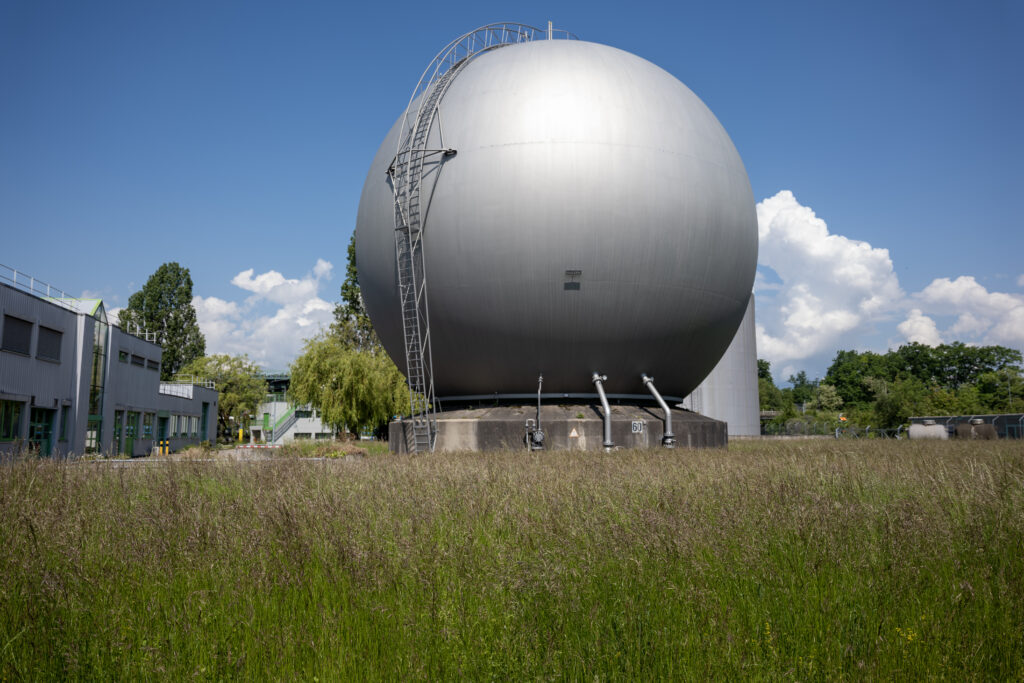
[389,403,726,453]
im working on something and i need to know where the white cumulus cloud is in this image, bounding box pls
[911,275,1024,348]
[753,192,1024,377]
[754,190,903,367]
[897,309,943,346]
[194,261,334,370]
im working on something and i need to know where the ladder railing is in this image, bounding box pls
[388,23,577,452]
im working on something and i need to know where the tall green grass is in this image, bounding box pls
[1,441,1021,679]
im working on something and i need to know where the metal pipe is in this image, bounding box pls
[531,374,544,450]
[591,373,613,450]
[641,374,675,447]
[537,374,543,432]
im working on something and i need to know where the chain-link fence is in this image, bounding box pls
[762,420,906,439]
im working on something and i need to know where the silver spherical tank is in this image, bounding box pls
[356,37,757,398]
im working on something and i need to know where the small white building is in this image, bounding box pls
[248,374,336,444]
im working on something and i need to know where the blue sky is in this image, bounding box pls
[2,0,1021,382]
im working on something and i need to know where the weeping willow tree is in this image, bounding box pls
[293,232,409,436]
[289,331,409,437]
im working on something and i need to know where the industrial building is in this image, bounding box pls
[1,267,218,457]
[248,373,336,444]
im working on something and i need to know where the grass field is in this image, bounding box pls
[1,440,1021,680]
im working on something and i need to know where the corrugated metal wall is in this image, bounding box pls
[1,284,84,456]
[2,283,219,456]
[0,284,80,411]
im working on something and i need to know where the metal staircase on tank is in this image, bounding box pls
[387,22,578,453]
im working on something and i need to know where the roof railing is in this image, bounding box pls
[0,262,93,314]
[1,262,163,343]
[165,375,217,389]
[121,322,159,343]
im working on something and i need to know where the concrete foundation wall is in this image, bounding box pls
[390,403,726,453]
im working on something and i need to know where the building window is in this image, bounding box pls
[192,416,199,437]
[169,415,178,437]
[119,350,129,363]
[59,405,69,441]
[315,433,333,440]
[294,433,311,440]
[146,359,159,371]
[130,354,145,367]
[295,409,313,419]
[143,413,154,438]
[36,326,62,362]
[88,319,107,418]
[85,417,101,454]
[1,400,23,441]
[2,315,32,355]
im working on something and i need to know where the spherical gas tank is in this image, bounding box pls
[356,38,757,397]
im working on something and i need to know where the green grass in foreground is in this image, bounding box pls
[1,441,1022,680]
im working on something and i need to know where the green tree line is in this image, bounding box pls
[759,342,1024,429]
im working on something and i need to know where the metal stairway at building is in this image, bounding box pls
[387,23,576,452]
[269,407,298,444]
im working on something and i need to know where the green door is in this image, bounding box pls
[124,412,139,457]
[28,408,55,457]
[114,411,124,454]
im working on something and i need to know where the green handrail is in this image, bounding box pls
[273,406,296,431]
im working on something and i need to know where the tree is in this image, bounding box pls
[812,383,843,411]
[891,342,942,385]
[872,377,928,428]
[825,349,893,406]
[332,233,378,351]
[178,354,266,442]
[119,262,206,380]
[293,236,410,436]
[935,342,1022,389]
[787,370,815,405]
[289,333,409,436]
[757,358,772,381]
[758,376,784,411]
[976,368,1024,412]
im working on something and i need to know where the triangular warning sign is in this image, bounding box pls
[569,427,579,438]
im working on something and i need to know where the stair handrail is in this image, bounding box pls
[388,23,577,452]
[395,22,578,160]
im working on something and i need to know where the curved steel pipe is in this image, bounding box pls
[641,374,675,448]
[591,373,613,450]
